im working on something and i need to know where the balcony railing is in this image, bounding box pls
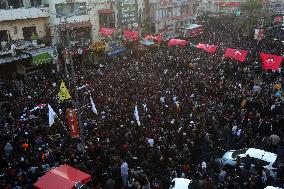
[0,6,49,22]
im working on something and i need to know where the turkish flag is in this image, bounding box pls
[99,27,116,36]
[168,39,188,47]
[154,34,163,43]
[66,109,80,138]
[224,48,248,62]
[124,30,139,41]
[196,43,217,53]
[260,52,283,70]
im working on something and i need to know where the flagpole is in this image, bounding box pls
[66,19,85,153]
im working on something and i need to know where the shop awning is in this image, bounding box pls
[98,9,113,14]
[32,52,53,65]
[24,47,58,65]
[106,47,126,57]
[0,53,30,65]
[33,164,91,189]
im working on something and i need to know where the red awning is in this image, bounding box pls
[216,2,241,7]
[34,164,91,189]
[98,9,113,14]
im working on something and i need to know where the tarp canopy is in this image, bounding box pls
[106,47,126,57]
[168,39,188,47]
[25,47,58,65]
[140,40,155,46]
[32,52,53,65]
[183,24,203,30]
[34,164,91,189]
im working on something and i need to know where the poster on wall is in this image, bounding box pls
[160,0,170,6]
[117,0,139,27]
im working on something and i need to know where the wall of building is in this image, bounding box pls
[0,18,46,41]
[149,0,198,33]
[89,0,116,41]
[47,0,91,45]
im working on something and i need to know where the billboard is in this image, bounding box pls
[117,0,139,27]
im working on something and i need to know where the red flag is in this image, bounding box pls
[196,43,217,53]
[260,52,283,70]
[124,30,139,41]
[144,35,154,40]
[274,16,283,23]
[66,109,80,138]
[168,39,188,47]
[99,27,116,36]
[154,34,163,43]
[224,48,248,62]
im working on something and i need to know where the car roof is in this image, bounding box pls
[171,178,192,189]
[244,148,277,164]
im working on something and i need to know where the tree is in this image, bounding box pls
[233,0,265,36]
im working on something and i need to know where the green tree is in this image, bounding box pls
[233,0,265,36]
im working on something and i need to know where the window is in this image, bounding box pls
[99,13,115,28]
[22,26,37,40]
[0,0,9,10]
[8,0,23,9]
[30,0,42,7]
[181,5,188,15]
[0,30,8,51]
[55,2,86,18]
[0,30,8,42]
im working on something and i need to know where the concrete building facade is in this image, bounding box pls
[147,0,198,34]
[0,0,49,53]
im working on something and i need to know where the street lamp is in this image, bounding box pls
[42,7,86,152]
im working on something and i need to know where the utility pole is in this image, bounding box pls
[65,20,85,153]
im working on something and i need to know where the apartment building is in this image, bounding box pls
[0,0,49,52]
[146,0,198,34]
[197,0,246,14]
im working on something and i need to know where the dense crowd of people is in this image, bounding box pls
[0,18,284,189]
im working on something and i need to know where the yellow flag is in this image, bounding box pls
[58,81,71,102]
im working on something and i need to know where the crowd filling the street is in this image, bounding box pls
[0,18,284,189]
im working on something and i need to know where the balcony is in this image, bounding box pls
[0,7,49,22]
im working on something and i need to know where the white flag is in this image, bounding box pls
[134,105,141,126]
[48,104,56,126]
[90,97,98,114]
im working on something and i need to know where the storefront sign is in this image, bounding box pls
[117,0,139,26]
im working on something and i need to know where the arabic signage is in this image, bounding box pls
[117,0,139,27]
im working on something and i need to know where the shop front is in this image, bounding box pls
[0,52,30,78]
[59,21,92,47]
